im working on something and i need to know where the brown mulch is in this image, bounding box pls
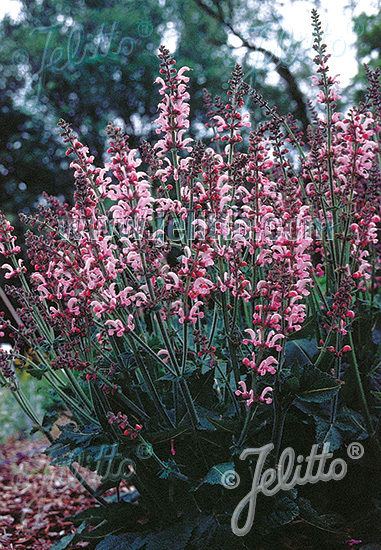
[0,434,100,550]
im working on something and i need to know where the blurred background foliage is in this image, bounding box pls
[0,371,46,442]
[0,0,377,232]
[350,10,381,103]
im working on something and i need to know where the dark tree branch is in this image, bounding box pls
[193,0,310,134]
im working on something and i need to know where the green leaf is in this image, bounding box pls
[50,533,77,550]
[50,521,86,550]
[70,506,105,526]
[255,493,299,535]
[71,502,146,542]
[44,422,104,467]
[41,410,60,429]
[315,420,342,452]
[285,338,319,368]
[89,381,120,438]
[297,497,330,529]
[94,534,148,550]
[296,365,341,403]
[287,314,318,341]
[196,462,234,488]
[145,519,194,550]
[95,516,195,550]
[315,406,368,450]
[285,376,300,392]
[93,513,241,550]
[187,514,221,549]
[204,416,237,433]
[24,367,45,380]
[49,445,84,467]
[371,312,381,345]
[295,401,368,450]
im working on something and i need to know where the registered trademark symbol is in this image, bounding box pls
[347,442,364,460]
[136,442,153,459]
[137,21,153,37]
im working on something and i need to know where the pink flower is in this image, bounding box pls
[1,259,26,279]
[176,66,191,82]
[257,356,278,376]
[126,314,135,331]
[188,301,204,324]
[259,387,273,404]
[243,329,284,351]
[189,277,214,299]
[242,353,278,376]
[91,300,107,318]
[67,297,80,316]
[235,381,255,406]
[265,330,285,351]
[235,382,274,406]
[158,349,170,363]
[242,328,262,346]
[105,319,125,337]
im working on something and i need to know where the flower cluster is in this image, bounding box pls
[235,381,273,406]
[107,411,143,439]
[0,349,16,390]
[0,214,21,257]
[0,31,379,493]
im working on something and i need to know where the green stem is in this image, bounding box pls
[218,258,240,386]
[208,304,219,348]
[44,371,96,425]
[128,330,177,376]
[64,367,93,410]
[348,332,378,440]
[178,377,200,429]
[329,332,341,426]
[236,405,258,448]
[271,397,287,465]
[129,338,175,429]
[86,365,150,422]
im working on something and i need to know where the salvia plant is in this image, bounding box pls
[0,10,380,549]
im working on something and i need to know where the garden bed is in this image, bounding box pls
[0,434,96,549]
